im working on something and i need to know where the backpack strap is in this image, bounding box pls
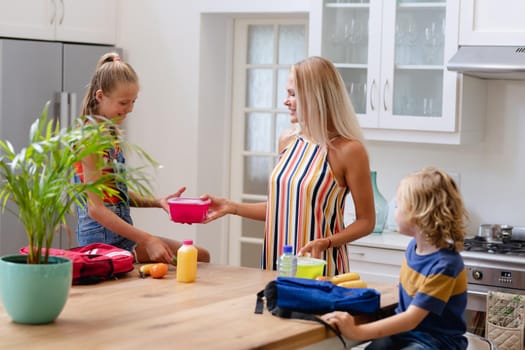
[255,289,265,314]
[254,289,347,348]
[278,310,347,348]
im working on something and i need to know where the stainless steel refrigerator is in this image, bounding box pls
[0,38,115,255]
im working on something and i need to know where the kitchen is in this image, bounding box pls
[121,5,525,340]
[1,0,525,348]
[112,0,525,264]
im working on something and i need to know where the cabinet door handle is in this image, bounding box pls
[58,0,65,25]
[50,0,56,24]
[383,80,388,111]
[370,79,376,111]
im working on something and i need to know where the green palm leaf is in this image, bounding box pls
[0,102,156,264]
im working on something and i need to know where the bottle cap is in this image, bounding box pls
[183,240,193,245]
[283,245,293,253]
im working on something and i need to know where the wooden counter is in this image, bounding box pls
[0,263,397,349]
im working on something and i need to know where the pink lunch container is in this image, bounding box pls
[167,197,211,224]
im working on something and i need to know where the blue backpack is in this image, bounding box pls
[255,277,381,348]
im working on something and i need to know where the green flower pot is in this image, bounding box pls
[0,254,72,324]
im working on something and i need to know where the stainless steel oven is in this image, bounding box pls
[463,251,525,311]
[462,232,525,335]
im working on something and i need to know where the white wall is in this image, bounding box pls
[368,80,525,228]
[117,0,525,263]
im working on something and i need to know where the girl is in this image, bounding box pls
[203,56,375,276]
[75,52,210,264]
[322,167,468,350]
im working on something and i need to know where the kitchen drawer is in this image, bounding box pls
[348,245,404,284]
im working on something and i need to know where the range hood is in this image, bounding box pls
[447,46,525,80]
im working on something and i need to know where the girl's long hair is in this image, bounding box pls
[80,52,139,117]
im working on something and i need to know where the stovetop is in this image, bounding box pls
[462,237,525,273]
[464,236,525,256]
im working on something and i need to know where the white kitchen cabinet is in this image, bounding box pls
[348,231,411,284]
[348,245,404,284]
[0,0,116,45]
[322,0,485,144]
[459,0,525,46]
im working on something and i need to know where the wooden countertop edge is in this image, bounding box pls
[259,327,331,350]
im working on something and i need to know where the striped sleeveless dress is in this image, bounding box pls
[262,135,349,276]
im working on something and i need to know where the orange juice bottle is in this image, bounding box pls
[176,240,198,283]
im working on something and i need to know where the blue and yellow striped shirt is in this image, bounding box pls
[397,239,467,345]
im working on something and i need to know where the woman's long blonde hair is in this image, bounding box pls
[397,167,469,252]
[292,56,364,145]
[81,52,138,117]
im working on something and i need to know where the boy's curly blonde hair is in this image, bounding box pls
[397,167,468,252]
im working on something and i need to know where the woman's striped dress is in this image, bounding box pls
[262,135,349,276]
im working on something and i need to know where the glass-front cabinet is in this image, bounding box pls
[322,0,462,137]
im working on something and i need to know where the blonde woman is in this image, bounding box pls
[204,56,375,275]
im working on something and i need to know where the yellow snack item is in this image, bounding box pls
[337,279,368,289]
[139,263,155,278]
[329,272,361,284]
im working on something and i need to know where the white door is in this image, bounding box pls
[229,18,307,267]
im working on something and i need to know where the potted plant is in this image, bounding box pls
[0,102,154,324]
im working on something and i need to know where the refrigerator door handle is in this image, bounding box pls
[69,92,77,127]
[60,91,68,128]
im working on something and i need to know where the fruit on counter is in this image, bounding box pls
[330,272,360,284]
[139,263,169,279]
[337,279,367,289]
[172,256,177,265]
[139,263,155,278]
[150,263,168,279]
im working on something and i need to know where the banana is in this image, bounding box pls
[337,279,367,289]
[139,263,155,278]
[329,272,361,284]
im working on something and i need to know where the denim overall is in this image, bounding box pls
[74,145,136,252]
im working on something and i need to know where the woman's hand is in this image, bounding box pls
[159,186,186,213]
[298,238,330,258]
[200,194,235,223]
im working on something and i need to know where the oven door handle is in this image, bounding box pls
[468,290,488,297]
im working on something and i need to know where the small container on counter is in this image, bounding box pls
[511,226,525,241]
[176,240,198,283]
